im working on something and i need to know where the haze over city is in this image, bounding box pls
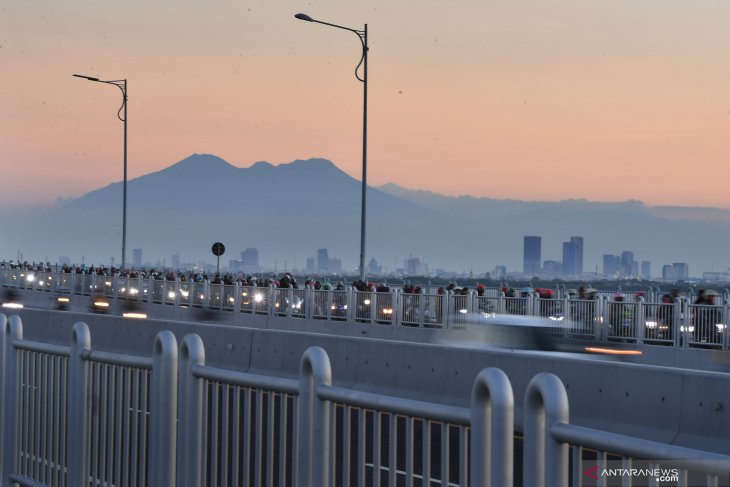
[2,0,730,211]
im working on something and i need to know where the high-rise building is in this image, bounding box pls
[672,263,689,280]
[171,254,180,269]
[523,236,541,275]
[241,248,259,267]
[561,237,584,277]
[620,251,634,277]
[306,257,316,275]
[238,248,262,274]
[603,254,621,277]
[132,249,142,268]
[317,248,329,273]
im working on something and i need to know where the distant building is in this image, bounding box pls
[620,251,634,277]
[329,257,342,274]
[562,236,583,276]
[543,260,562,276]
[132,249,142,268]
[317,249,329,273]
[672,262,689,280]
[306,257,316,275]
[640,260,651,280]
[493,265,507,280]
[404,256,429,276]
[171,254,180,269]
[603,254,621,277]
[366,258,382,275]
[702,272,730,282]
[662,263,689,281]
[59,256,71,266]
[240,248,261,274]
[523,236,541,275]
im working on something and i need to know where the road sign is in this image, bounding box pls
[212,242,225,257]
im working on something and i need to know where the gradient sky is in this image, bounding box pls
[2,1,730,210]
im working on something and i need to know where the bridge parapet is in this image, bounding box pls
[3,268,729,349]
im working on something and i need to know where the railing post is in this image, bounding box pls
[391,289,400,326]
[112,273,119,301]
[440,291,450,326]
[325,289,333,320]
[298,346,332,487]
[268,284,276,316]
[305,286,314,319]
[417,289,426,327]
[233,280,241,312]
[673,298,682,348]
[524,372,569,487]
[721,300,730,350]
[68,321,91,487]
[471,367,514,487]
[203,280,210,309]
[149,331,178,487]
[1,314,22,485]
[345,287,354,321]
[680,298,690,348]
[147,275,154,303]
[177,334,206,487]
[636,297,645,344]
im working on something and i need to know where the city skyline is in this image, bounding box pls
[2,1,730,210]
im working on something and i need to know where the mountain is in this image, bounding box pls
[2,154,730,276]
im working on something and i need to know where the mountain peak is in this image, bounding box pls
[165,153,238,175]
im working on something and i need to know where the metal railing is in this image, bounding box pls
[2,313,730,486]
[3,268,730,349]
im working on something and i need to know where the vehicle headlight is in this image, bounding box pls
[645,321,657,329]
[716,323,727,332]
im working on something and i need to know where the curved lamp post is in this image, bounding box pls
[73,74,128,270]
[295,13,369,281]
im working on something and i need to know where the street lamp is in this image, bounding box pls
[73,74,128,270]
[295,13,369,281]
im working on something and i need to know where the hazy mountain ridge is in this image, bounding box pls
[2,154,729,275]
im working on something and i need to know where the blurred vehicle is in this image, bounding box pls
[55,288,71,311]
[90,293,110,314]
[453,313,562,350]
[2,288,24,309]
[440,313,642,357]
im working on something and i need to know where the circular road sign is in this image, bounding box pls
[211,242,226,257]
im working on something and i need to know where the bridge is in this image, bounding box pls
[2,268,730,486]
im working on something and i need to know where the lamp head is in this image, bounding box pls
[295,13,314,22]
[73,74,100,82]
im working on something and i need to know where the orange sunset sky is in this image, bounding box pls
[2,1,729,209]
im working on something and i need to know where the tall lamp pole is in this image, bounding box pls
[73,74,128,270]
[295,13,369,281]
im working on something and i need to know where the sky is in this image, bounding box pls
[2,0,730,210]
